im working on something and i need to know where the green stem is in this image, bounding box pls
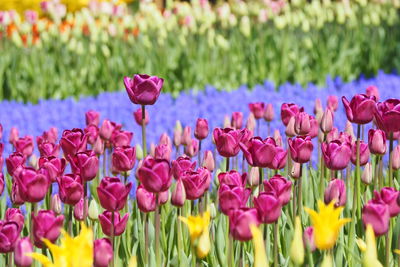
[356,124,361,223]
[385,220,393,267]
[226,157,230,172]
[68,205,73,235]
[111,211,115,267]
[389,132,394,188]
[297,164,303,217]
[155,195,161,267]
[177,208,182,266]
[198,140,202,167]
[259,167,263,194]
[273,221,279,267]
[144,213,149,266]
[141,105,147,158]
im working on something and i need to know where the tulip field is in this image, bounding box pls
[1,1,400,267]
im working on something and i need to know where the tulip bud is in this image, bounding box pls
[345,121,356,142]
[182,126,192,146]
[366,85,380,101]
[320,108,334,134]
[202,150,215,172]
[362,201,390,236]
[51,194,62,215]
[89,199,99,220]
[94,238,113,267]
[149,143,156,157]
[174,121,183,147]
[294,112,311,136]
[303,226,316,252]
[231,112,243,129]
[249,102,265,119]
[158,190,169,205]
[246,113,256,133]
[14,237,33,267]
[391,145,400,170]
[314,98,323,117]
[285,116,296,137]
[85,110,100,126]
[136,185,156,213]
[273,130,283,147]
[327,95,338,111]
[291,162,301,179]
[290,217,304,265]
[9,127,19,145]
[184,139,199,158]
[209,203,217,219]
[264,103,274,122]
[362,163,373,185]
[194,118,209,140]
[350,141,370,166]
[93,137,104,155]
[133,107,150,126]
[99,211,129,236]
[135,144,144,160]
[248,167,259,187]
[324,179,346,207]
[171,179,186,207]
[74,198,88,221]
[368,129,386,155]
[223,115,231,128]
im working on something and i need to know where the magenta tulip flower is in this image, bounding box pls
[5,208,24,232]
[15,167,49,203]
[240,137,276,167]
[69,150,99,182]
[254,192,282,224]
[320,108,334,134]
[218,184,251,215]
[229,208,260,241]
[249,102,265,119]
[327,95,338,111]
[32,210,64,248]
[294,111,311,136]
[288,136,313,163]
[99,120,121,141]
[57,174,83,206]
[375,188,400,217]
[264,103,274,122]
[38,141,59,158]
[324,179,347,207]
[322,140,352,170]
[368,129,386,155]
[97,177,132,211]
[124,74,164,105]
[268,146,287,170]
[38,156,66,182]
[60,128,87,157]
[184,139,199,158]
[84,125,99,145]
[362,201,390,236]
[280,103,302,126]
[99,211,129,236]
[374,99,400,133]
[73,198,88,221]
[194,118,209,140]
[213,128,241,157]
[14,136,34,157]
[181,167,211,200]
[0,221,20,253]
[133,107,149,126]
[138,156,171,193]
[350,141,370,166]
[171,179,186,207]
[11,182,24,206]
[136,185,156,213]
[112,146,136,173]
[218,170,247,187]
[309,116,319,139]
[303,227,316,252]
[111,130,133,148]
[366,85,380,101]
[94,238,113,267]
[85,110,100,126]
[342,94,376,124]
[202,150,215,172]
[172,156,196,180]
[14,237,33,267]
[263,175,292,206]
[231,112,243,129]
[9,127,19,145]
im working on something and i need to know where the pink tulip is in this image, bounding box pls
[392,145,400,170]
[159,133,172,148]
[60,128,87,157]
[213,128,242,157]
[327,95,338,111]
[218,170,247,187]
[240,137,276,167]
[0,221,20,253]
[288,136,313,163]
[263,175,292,206]
[57,174,83,205]
[39,127,58,144]
[158,190,169,205]
[342,94,376,124]
[32,210,64,248]
[202,150,215,171]
[322,140,352,170]
[38,141,59,158]
[171,179,186,207]
[249,102,265,119]
[84,125,99,145]
[14,237,33,267]
[268,146,287,170]
[69,150,99,181]
[51,194,62,215]
[366,85,380,101]
[254,192,282,224]
[194,118,209,140]
[285,117,296,137]
[112,146,136,173]
[184,139,199,158]
[172,156,196,179]
[181,167,211,200]
[15,167,49,203]
[218,184,251,215]
[294,112,311,136]
[9,127,19,145]
[124,74,164,105]
[97,177,132,211]
[320,108,334,134]
[99,211,129,236]
[11,182,24,206]
[74,198,88,221]
[85,110,100,126]
[246,114,256,133]
[94,238,113,267]
[368,129,386,155]
[93,137,104,155]
[110,130,133,148]
[38,156,66,182]
[309,116,319,139]
[133,108,149,126]
[5,208,24,231]
[182,126,192,146]
[138,156,171,193]
[229,208,260,241]
[136,185,156,213]
[280,103,302,126]
[376,188,400,217]
[99,120,121,141]
[350,141,370,166]
[374,99,400,133]
[14,136,34,157]
[231,112,243,129]
[362,201,389,236]
[303,227,316,252]
[264,103,274,122]
[324,179,346,207]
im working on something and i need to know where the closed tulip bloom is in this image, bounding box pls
[84,125,99,145]
[14,136,34,157]
[273,129,283,147]
[171,179,186,207]
[39,127,58,144]
[93,137,104,155]
[38,156,66,182]
[264,174,292,206]
[288,136,314,163]
[377,188,400,217]
[294,112,311,136]
[229,208,260,241]
[0,173,4,197]
[231,112,243,129]
[240,137,276,167]
[285,117,296,137]
[281,103,302,126]
[303,226,316,252]
[213,128,242,157]
[94,238,113,267]
[218,184,251,215]
[133,108,149,126]
[239,128,254,147]
[249,102,265,119]
[69,150,99,181]
[88,199,99,220]
[350,141,370,166]
[264,103,274,122]
[342,94,376,124]
[325,128,338,143]
[324,179,347,207]
[291,162,301,179]
[182,126,192,146]
[374,99,400,133]
[32,210,64,248]
[184,139,199,158]
[73,198,88,221]
[362,163,373,185]
[173,121,183,147]
[124,74,164,105]
[368,129,386,155]
[338,131,352,144]
[392,145,400,170]
[15,167,49,203]
[112,146,136,173]
[181,168,211,200]
[60,128,87,157]
[202,150,215,171]
[97,177,132,211]
[57,174,83,206]
[254,192,282,224]
[248,167,260,187]
[327,95,338,111]
[322,140,352,170]
[268,146,287,170]
[345,121,356,141]
[246,113,256,133]
[136,185,156,213]
[51,194,62,215]
[14,237,33,267]
[99,120,121,141]
[111,130,133,148]
[366,85,380,101]
[0,221,20,253]
[99,211,129,236]
[9,127,19,145]
[85,110,100,126]
[309,116,319,139]
[195,118,209,140]
[5,208,24,231]
[362,201,390,236]
[11,182,24,206]
[218,170,247,187]
[158,190,169,205]
[159,133,172,148]
[314,98,323,117]
[172,156,196,180]
[138,156,171,193]
[320,108,334,133]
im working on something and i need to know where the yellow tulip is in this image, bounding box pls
[290,217,304,265]
[180,210,211,259]
[29,223,93,267]
[305,200,351,250]
[359,224,383,267]
[250,224,269,267]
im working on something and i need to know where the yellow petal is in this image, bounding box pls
[290,217,304,266]
[128,255,137,267]
[196,227,211,259]
[321,253,333,267]
[27,252,53,267]
[394,249,400,255]
[250,224,269,267]
[362,224,383,267]
[356,238,367,252]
